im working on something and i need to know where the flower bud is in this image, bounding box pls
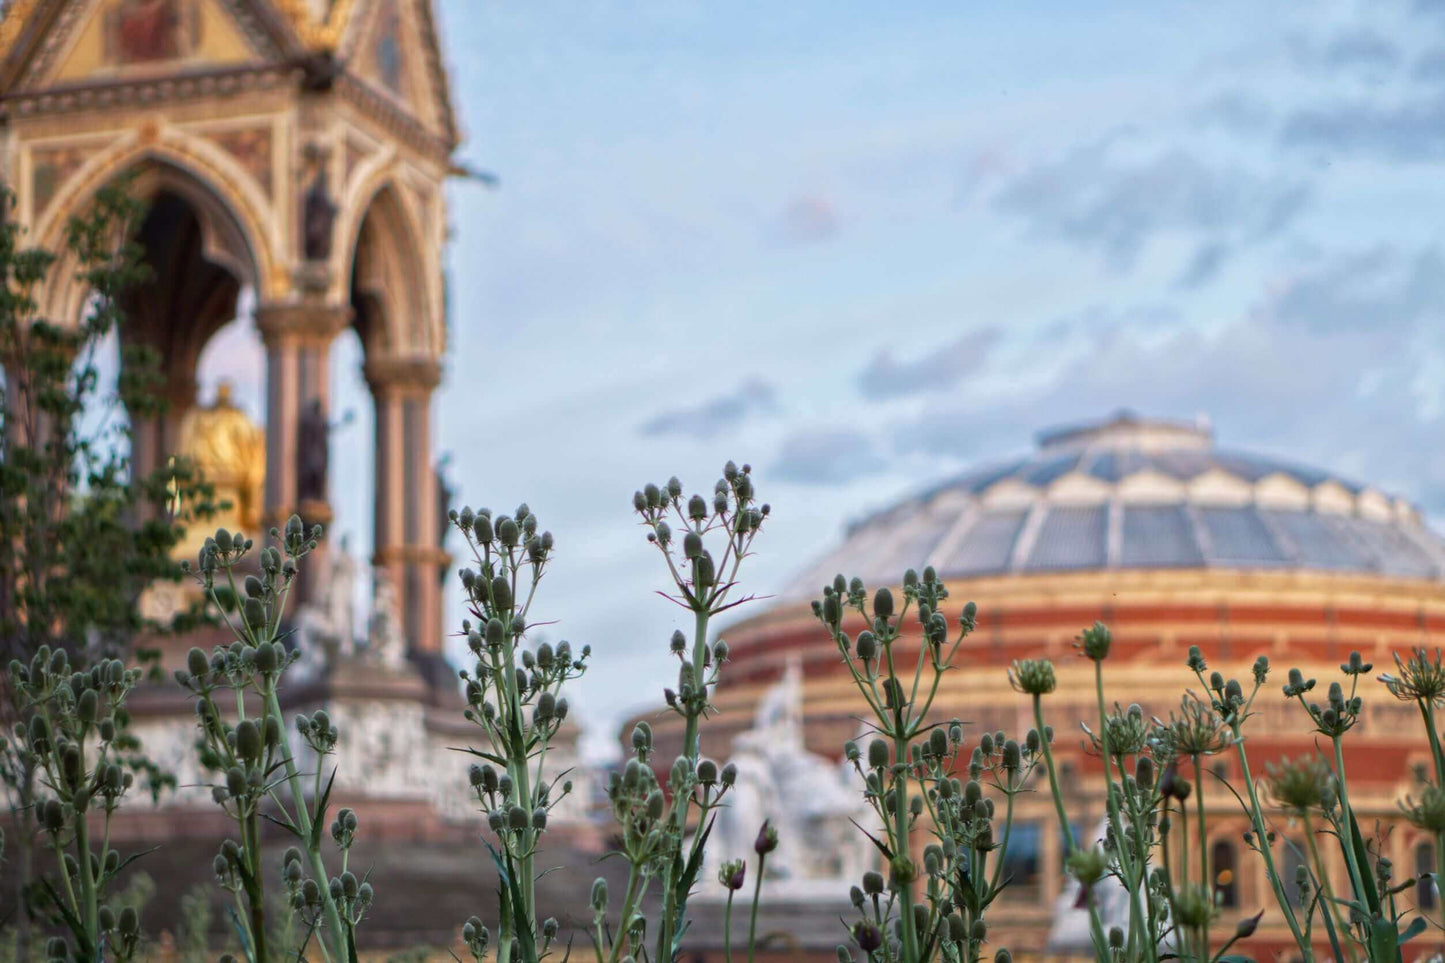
[77,688,98,725]
[867,738,889,770]
[1079,622,1112,661]
[235,720,262,761]
[187,647,210,678]
[873,588,894,620]
[491,577,512,613]
[754,819,779,855]
[862,871,884,895]
[721,762,737,786]
[852,920,883,953]
[591,877,609,911]
[243,597,266,631]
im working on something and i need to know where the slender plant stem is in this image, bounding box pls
[747,853,766,963]
[1329,735,1369,909]
[1232,738,1312,962]
[1302,811,1352,961]
[723,887,736,963]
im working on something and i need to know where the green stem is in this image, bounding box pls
[658,604,713,963]
[723,887,736,963]
[73,803,98,951]
[1033,695,1074,854]
[1417,701,1445,933]
[1329,735,1368,909]
[1302,811,1351,962]
[1194,754,1210,956]
[1093,663,1147,960]
[746,853,765,963]
[265,685,346,957]
[1232,737,1312,961]
[885,644,919,963]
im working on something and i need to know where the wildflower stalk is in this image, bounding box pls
[180,519,368,963]
[1409,688,1445,929]
[1193,755,1208,950]
[1301,811,1352,960]
[1232,740,1312,961]
[1329,733,1369,910]
[1090,657,1149,961]
[746,836,771,963]
[1032,694,1074,854]
[451,502,584,963]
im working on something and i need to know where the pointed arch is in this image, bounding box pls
[35,138,276,325]
[346,177,440,358]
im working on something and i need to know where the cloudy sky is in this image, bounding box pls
[198,0,1445,747]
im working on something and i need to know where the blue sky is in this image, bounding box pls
[200,0,1445,746]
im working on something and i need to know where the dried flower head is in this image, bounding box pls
[1008,658,1056,696]
[1401,784,1445,833]
[1265,755,1334,814]
[1379,648,1445,705]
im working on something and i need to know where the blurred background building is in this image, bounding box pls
[652,412,1445,960]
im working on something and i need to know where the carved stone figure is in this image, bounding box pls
[704,656,869,894]
[367,570,408,671]
[296,398,329,503]
[302,168,337,261]
[291,537,359,682]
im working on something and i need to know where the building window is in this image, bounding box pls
[1212,840,1238,908]
[998,822,1040,897]
[1418,842,1437,910]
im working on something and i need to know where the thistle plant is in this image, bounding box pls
[0,181,211,955]
[3,646,148,961]
[449,501,586,963]
[1382,647,1445,930]
[177,517,366,963]
[452,463,766,963]
[815,566,1029,963]
[612,462,767,963]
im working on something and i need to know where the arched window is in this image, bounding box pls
[998,822,1041,898]
[1212,840,1239,908]
[1418,841,1437,910]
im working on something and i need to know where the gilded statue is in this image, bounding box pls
[173,380,265,558]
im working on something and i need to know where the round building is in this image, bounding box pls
[656,412,1445,960]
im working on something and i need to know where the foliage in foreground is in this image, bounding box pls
[0,181,212,959]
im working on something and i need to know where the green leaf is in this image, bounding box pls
[1397,916,1428,945]
[309,767,337,850]
[1367,915,1402,963]
[223,904,256,963]
[485,840,538,961]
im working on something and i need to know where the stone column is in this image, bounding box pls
[255,303,351,599]
[130,371,196,489]
[364,356,446,664]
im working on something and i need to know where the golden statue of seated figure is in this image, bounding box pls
[172,380,265,560]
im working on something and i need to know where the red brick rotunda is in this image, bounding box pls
[650,412,1445,961]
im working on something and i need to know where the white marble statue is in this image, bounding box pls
[366,570,408,671]
[291,537,360,682]
[703,656,870,897]
[1045,818,1136,954]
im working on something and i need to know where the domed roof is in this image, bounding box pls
[793,412,1445,592]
